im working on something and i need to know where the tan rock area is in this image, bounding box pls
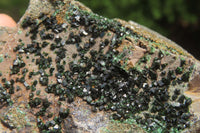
[0,0,200,132]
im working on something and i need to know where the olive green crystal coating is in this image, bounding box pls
[0,0,196,132]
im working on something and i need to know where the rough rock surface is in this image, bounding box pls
[0,0,200,133]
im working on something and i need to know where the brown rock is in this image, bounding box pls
[0,0,200,132]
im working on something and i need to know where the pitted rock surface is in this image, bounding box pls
[0,0,200,133]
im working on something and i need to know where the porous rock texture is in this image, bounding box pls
[0,0,200,133]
